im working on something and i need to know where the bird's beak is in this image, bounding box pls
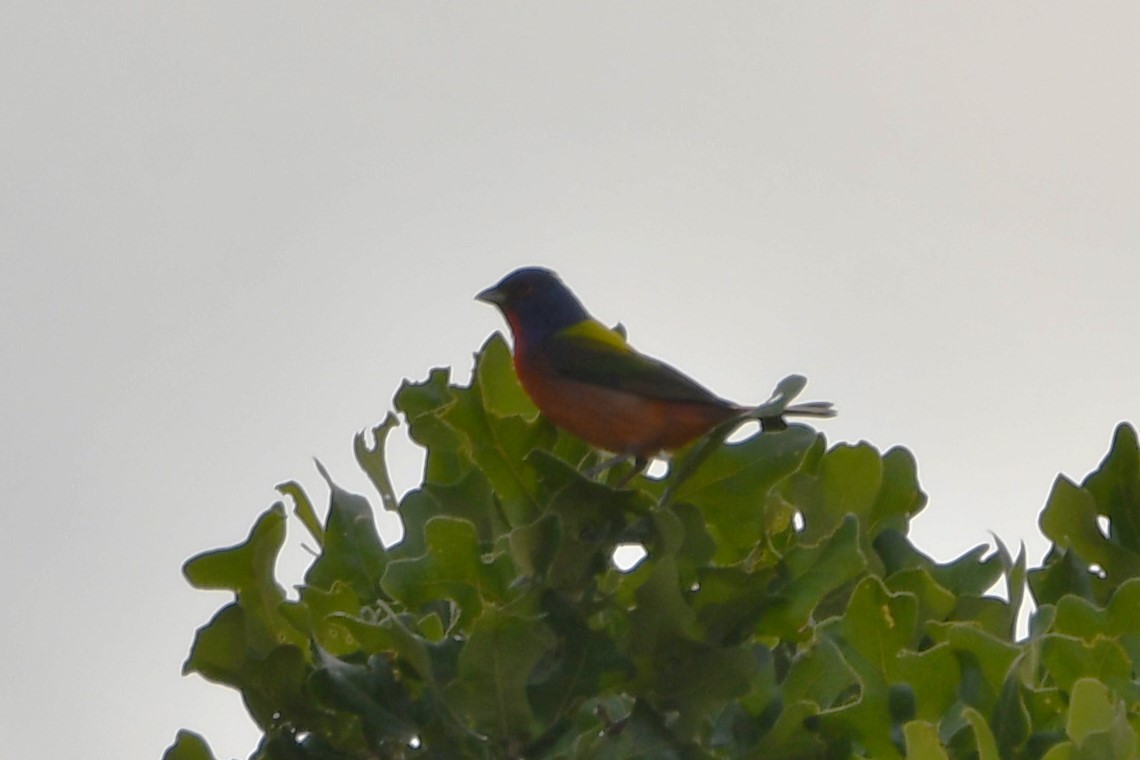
[475,284,506,306]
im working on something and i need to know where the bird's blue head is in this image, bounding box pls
[476,267,590,350]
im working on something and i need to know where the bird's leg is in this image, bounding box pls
[612,456,650,488]
[584,453,649,487]
[584,453,631,478]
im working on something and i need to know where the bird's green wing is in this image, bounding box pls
[546,320,729,406]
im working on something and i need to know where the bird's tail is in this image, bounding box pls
[781,401,836,419]
[737,375,837,431]
[756,401,835,432]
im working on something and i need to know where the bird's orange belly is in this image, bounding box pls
[517,365,736,457]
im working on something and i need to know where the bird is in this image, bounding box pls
[476,266,833,480]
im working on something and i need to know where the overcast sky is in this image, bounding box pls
[2,3,1138,758]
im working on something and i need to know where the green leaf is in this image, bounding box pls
[438,337,548,519]
[353,413,401,512]
[1038,634,1135,697]
[183,503,287,595]
[894,646,960,722]
[528,591,632,726]
[751,698,831,759]
[1022,684,1068,742]
[1049,577,1140,639]
[781,635,859,709]
[1032,425,1140,608]
[568,699,685,760]
[476,331,539,420]
[813,577,959,759]
[1039,475,1140,604]
[1029,546,1098,608]
[669,426,819,563]
[903,720,948,760]
[394,337,576,544]
[757,637,859,757]
[309,646,418,746]
[665,643,759,739]
[398,475,502,557]
[825,576,917,662]
[787,442,885,543]
[666,501,717,573]
[875,529,1006,630]
[758,513,867,640]
[962,706,1001,760]
[277,479,323,547]
[440,383,543,527]
[182,505,304,656]
[628,555,701,657]
[690,565,775,648]
[184,600,312,731]
[381,516,513,631]
[885,568,956,624]
[527,449,647,592]
[508,512,562,579]
[622,555,759,736]
[871,447,928,537]
[162,730,217,760]
[725,644,782,743]
[994,536,1028,638]
[445,606,555,739]
[394,367,456,454]
[1066,677,1115,743]
[305,461,388,602]
[283,580,365,654]
[328,605,435,683]
[1081,423,1140,552]
[241,644,313,732]
[926,621,1020,713]
[1046,578,1140,675]
[782,442,927,575]
[992,663,1031,757]
[928,546,1003,601]
[183,604,248,682]
[1065,677,1137,760]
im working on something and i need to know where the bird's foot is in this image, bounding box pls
[584,454,649,487]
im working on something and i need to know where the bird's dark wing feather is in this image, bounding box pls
[545,323,731,407]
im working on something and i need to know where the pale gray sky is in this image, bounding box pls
[2,3,1137,758]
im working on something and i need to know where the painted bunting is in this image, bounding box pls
[477,266,833,477]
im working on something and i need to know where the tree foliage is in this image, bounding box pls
[166,335,1140,759]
